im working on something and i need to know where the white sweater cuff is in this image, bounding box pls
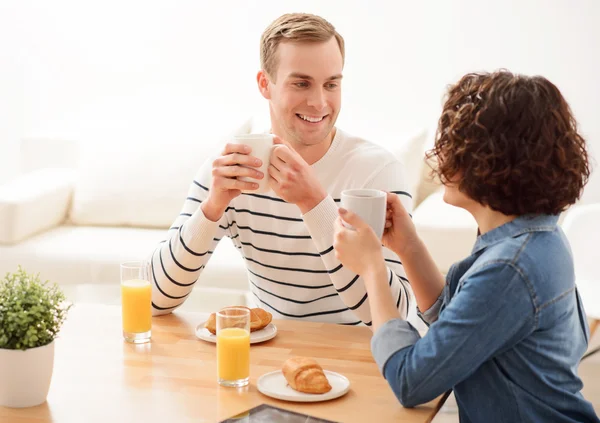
[302,196,339,249]
[181,207,220,252]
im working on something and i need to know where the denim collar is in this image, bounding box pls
[472,214,559,255]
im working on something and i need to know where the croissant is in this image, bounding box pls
[251,307,272,330]
[204,307,272,335]
[282,357,332,394]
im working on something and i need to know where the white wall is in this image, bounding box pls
[1,0,599,202]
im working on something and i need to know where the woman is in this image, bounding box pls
[333,71,598,422]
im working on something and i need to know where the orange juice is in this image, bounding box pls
[121,279,152,333]
[217,328,250,381]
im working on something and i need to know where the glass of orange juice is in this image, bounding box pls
[217,307,250,387]
[120,261,152,344]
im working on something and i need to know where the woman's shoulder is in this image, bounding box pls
[472,229,575,307]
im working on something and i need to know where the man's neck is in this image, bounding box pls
[296,128,336,165]
[270,126,336,166]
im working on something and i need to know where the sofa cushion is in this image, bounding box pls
[389,128,429,202]
[0,168,76,245]
[69,119,253,229]
[0,226,248,291]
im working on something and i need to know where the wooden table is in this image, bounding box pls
[0,304,446,423]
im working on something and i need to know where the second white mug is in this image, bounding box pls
[340,189,387,239]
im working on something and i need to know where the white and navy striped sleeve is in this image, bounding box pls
[150,159,230,315]
[302,161,413,325]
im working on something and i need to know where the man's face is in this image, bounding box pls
[263,37,343,147]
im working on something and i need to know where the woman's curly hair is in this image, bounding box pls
[427,70,591,215]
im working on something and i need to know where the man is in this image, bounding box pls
[150,13,412,326]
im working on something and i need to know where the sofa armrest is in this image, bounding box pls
[0,168,76,245]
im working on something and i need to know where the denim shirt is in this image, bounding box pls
[371,215,599,423]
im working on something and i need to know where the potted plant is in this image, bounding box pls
[0,267,71,408]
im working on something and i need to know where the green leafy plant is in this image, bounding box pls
[0,267,71,350]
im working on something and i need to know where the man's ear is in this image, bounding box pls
[257,70,272,100]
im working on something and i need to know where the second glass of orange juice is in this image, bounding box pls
[120,261,152,344]
[217,307,250,387]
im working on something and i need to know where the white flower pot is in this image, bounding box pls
[0,341,55,408]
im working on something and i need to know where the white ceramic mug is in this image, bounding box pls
[340,189,387,239]
[232,134,276,193]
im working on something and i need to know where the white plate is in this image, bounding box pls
[257,370,350,402]
[195,322,277,344]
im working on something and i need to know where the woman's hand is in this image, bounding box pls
[382,193,419,257]
[333,208,386,277]
[334,207,402,330]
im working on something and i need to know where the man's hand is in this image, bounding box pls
[202,143,264,222]
[268,136,327,214]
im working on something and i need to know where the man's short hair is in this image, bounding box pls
[260,13,345,81]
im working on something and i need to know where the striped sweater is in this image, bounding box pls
[150,129,413,325]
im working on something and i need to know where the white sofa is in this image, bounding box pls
[0,123,478,311]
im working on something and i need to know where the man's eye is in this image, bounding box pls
[327,83,338,89]
[294,82,309,88]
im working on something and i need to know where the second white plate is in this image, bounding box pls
[257,370,350,402]
[195,322,277,344]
